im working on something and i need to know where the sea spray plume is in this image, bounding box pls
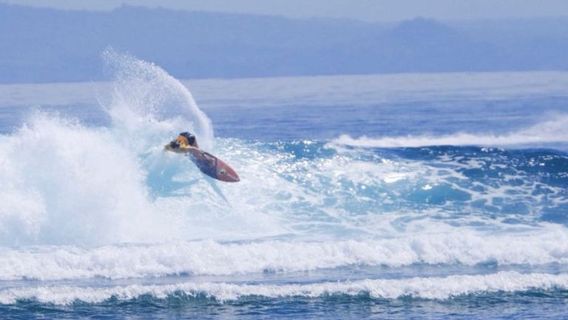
[0,118,282,246]
[0,113,180,245]
[102,49,214,150]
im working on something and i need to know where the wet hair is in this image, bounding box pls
[179,132,196,146]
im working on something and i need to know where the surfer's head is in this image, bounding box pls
[177,132,198,147]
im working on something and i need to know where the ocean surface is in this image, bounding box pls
[0,53,567,319]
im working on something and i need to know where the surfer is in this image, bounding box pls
[165,132,199,152]
[164,131,240,182]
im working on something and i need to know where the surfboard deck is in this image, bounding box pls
[165,145,240,182]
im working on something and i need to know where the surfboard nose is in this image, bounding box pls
[225,171,240,182]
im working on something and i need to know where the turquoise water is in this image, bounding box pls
[0,54,567,318]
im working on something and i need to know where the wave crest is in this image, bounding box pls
[333,115,568,148]
[2,271,567,305]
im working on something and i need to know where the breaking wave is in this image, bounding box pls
[333,115,568,148]
[2,272,567,305]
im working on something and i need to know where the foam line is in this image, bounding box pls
[1,271,567,305]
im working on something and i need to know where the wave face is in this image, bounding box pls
[0,56,567,318]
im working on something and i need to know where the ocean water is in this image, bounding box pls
[0,53,567,319]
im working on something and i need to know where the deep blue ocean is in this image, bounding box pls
[0,53,567,319]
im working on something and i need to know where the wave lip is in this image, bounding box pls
[1,271,567,305]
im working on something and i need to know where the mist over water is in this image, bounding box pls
[0,54,567,318]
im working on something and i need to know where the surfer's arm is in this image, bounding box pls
[164,144,199,154]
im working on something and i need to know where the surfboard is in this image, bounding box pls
[165,145,240,182]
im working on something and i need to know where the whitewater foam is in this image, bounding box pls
[0,223,567,281]
[1,271,567,305]
[0,113,180,245]
[0,107,565,246]
[0,53,298,246]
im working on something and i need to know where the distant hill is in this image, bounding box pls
[0,3,567,83]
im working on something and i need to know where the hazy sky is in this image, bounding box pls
[2,0,568,21]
